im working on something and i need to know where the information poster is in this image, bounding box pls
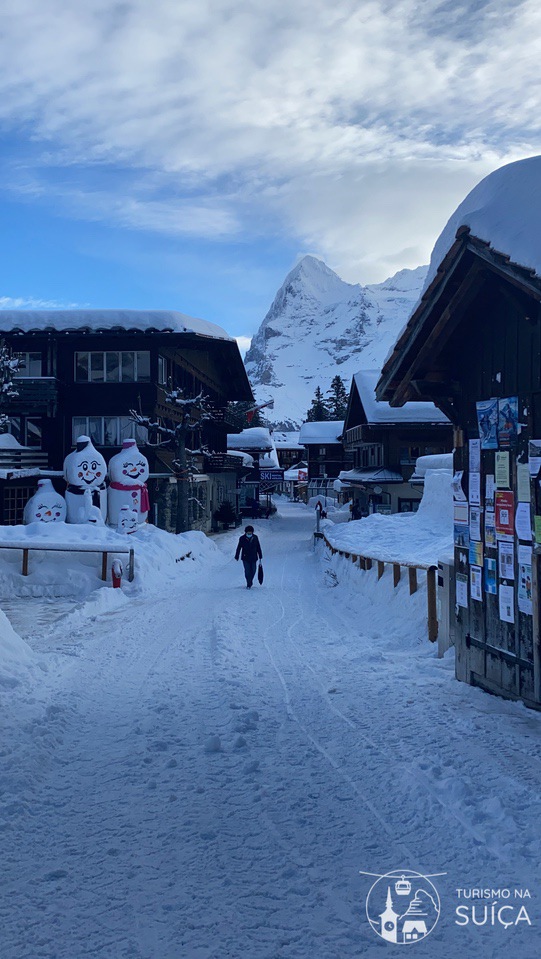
[518,543,532,566]
[452,471,467,502]
[495,490,514,537]
[499,583,515,623]
[469,540,483,567]
[485,509,496,547]
[535,516,541,545]
[518,565,533,616]
[469,438,481,472]
[495,451,510,488]
[484,557,497,594]
[454,523,469,548]
[497,396,519,448]
[469,472,481,506]
[470,565,482,602]
[456,573,468,609]
[485,474,495,505]
[517,461,530,502]
[515,502,532,542]
[454,503,468,525]
[476,398,498,449]
[498,540,514,580]
[528,439,541,477]
[469,505,482,542]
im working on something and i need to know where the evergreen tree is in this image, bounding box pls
[326,375,349,419]
[0,340,21,430]
[306,386,330,422]
[226,400,263,431]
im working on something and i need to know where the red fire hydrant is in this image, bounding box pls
[112,559,123,589]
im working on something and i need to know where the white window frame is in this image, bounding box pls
[74,351,151,384]
[71,415,148,446]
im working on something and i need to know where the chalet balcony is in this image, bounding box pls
[0,447,49,471]
[10,377,59,415]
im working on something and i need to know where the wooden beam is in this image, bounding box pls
[101,552,108,582]
[377,561,385,580]
[393,564,401,588]
[427,567,438,643]
[408,567,418,595]
[22,548,29,576]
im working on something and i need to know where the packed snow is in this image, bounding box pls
[1,500,540,959]
[353,371,449,424]
[0,309,233,341]
[423,155,541,294]
[298,421,344,444]
[323,471,453,566]
[227,427,274,451]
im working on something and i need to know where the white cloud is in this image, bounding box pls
[235,335,252,357]
[0,1,541,278]
[0,295,81,309]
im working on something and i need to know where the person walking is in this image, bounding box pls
[235,525,263,588]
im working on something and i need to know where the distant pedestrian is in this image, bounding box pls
[235,525,263,589]
[351,500,361,521]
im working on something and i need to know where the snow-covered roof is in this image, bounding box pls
[338,467,404,485]
[226,427,273,451]
[410,453,453,482]
[225,450,255,467]
[0,433,26,449]
[272,431,304,450]
[283,466,307,481]
[423,155,541,295]
[354,371,449,425]
[0,309,233,341]
[298,421,344,444]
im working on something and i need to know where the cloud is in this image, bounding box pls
[235,335,252,357]
[0,1,540,279]
[0,295,82,309]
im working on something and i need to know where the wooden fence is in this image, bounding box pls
[320,533,438,643]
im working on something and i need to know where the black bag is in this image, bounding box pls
[257,563,264,585]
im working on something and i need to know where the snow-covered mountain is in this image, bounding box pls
[244,256,427,429]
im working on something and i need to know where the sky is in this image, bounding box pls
[1,0,541,351]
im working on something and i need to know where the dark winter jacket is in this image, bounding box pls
[235,534,262,563]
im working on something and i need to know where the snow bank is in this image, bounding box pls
[0,607,36,688]
[0,309,233,341]
[323,471,453,566]
[0,523,221,601]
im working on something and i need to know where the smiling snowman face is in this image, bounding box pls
[24,479,66,524]
[117,506,138,534]
[64,436,107,489]
[108,440,149,485]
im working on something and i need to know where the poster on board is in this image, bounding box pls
[497,396,519,448]
[470,565,483,602]
[518,565,533,616]
[484,557,497,594]
[499,583,515,623]
[495,490,514,537]
[498,540,514,581]
[495,451,510,488]
[456,573,468,609]
[476,398,498,449]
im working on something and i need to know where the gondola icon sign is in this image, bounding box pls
[361,869,442,944]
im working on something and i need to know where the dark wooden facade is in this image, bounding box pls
[0,317,253,528]
[377,227,541,708]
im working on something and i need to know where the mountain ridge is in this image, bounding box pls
[244,256,426,430]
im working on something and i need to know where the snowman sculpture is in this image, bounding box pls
[117,505,138,534]
[63,435,108,524]
[107,439,150,526]
[23,479,67,524]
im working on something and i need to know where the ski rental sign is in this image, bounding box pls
[260,469,284,482]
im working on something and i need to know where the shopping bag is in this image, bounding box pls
[257,563,264,585]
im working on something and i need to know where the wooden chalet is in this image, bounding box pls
[340,370,451,514]
[297,420,352,499]
[377,223,541,708]
[0,310,252,531]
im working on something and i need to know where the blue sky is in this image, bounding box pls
[1,0,541,351]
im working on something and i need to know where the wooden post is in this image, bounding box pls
[101,551,108,582]
[128,548,135,583]
[359,556,366,570]
[393,564,401,588]
[365,557,372,570]
[408,567,418,595]
[377,560,385,580]
[427,566,438,642]
[22,548,29,576]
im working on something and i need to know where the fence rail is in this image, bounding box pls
[321,533,438,643]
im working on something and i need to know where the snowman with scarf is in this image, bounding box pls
[107,438,150,526]
[63,435,108,524]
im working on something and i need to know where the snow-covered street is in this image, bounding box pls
[2,502,541,958]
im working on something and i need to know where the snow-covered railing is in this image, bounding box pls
[0,541,135,583]
[321,533,438,643]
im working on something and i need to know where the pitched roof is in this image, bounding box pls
[0,309,233,340]
[298,421,344,444]
[353,371,449,425]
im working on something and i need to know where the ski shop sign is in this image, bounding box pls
[259,469,284,482]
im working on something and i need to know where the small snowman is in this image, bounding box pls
[107,439,150,526]
[24,479,66,524]
[77,489,106,526]
[117,505,138,534]
[64,435,108,524]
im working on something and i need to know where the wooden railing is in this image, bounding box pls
[321,533,438,643]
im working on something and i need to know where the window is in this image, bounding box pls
[398,498,420,513]
[16,352,42,377]
[6,416,42,447]
[74,351,151,383]
[72,416,148,446]
[4,485,35,525]
[319,447,326,456]
[158,355,167,386]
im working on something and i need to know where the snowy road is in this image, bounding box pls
[2,503,541,958]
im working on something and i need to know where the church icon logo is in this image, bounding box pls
[362,869,441,944]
